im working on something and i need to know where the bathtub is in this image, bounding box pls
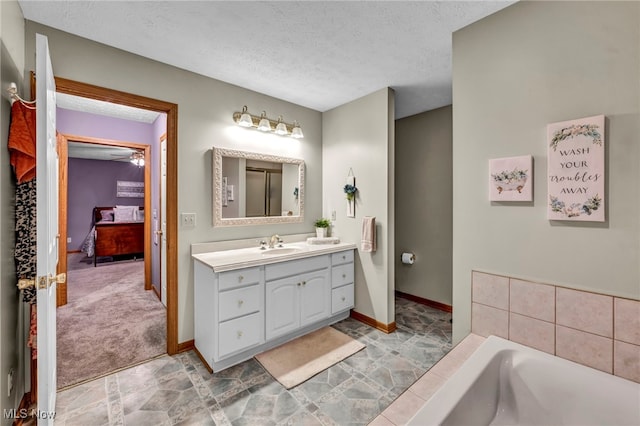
[409,336,640,425]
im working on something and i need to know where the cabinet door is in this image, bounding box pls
[265,277,299,340]
[299,269,331,327]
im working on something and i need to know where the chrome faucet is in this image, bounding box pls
[268,234,282,248]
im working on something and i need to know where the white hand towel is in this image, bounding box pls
[361,216,376,252]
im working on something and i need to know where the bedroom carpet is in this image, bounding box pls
[57,257,166,389]
[67,251,142,271]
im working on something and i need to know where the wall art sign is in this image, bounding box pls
[489,155,533,201]
[547,115,605,221]
[116,180,144,198]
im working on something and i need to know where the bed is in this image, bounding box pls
[88,206,144,266]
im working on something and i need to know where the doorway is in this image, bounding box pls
[61,136,152,286]
[56,122,166,389]
[54,77,179,355]
[159,135,168,307]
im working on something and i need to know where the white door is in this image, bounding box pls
[160,136,167,307]
[35,33,58,424]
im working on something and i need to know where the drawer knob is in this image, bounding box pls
[341,296,346,301]
[238,299,244,307]
[238,275,244,282]
[342,273,346,279]
[302,281,306,286]
[237,330,243,338]
[297,282,301,287]
[342,255,346,260]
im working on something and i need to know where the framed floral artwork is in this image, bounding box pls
[489,155,533,201]
[547,115,605,222]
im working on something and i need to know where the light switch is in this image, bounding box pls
[181,213,196,227]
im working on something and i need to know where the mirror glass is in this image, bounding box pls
[213,147,304,227]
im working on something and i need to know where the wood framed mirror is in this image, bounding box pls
[212,147,305,227]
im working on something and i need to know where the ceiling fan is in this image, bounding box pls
[110,150,145,167]
[67,141,146,165]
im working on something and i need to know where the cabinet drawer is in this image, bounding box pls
[332,263,354,288]
[218,312,262,358]
[332,284,354,314]
[219,267,261,291]
[218,284,261,322]
[331,250,354,266]
[265,255,330,281]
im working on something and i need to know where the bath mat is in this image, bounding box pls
[255,326,365,389]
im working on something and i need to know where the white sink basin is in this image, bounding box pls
[261,247,301,256]
[192,240,357,272]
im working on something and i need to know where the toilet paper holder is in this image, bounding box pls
[401,252,416,265]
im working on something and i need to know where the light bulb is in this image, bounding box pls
[257,111,271,131]
[291,122,304,139]
[238,106,253,127]
[275,116,288,135]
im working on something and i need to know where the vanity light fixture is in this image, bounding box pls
[232,106,304,139]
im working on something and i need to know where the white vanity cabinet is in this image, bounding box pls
[216,269,264,358]
[265,256,331,340]
[193,263,265,369]
[331,250,355,314]
[193,243,356,372]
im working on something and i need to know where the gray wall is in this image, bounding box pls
[322,88,396,325]
[24,21,323,343]
[395,105,452,306]
[452,1,640,344]
[0,0,27,420]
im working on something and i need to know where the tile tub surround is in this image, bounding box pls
[471,271,640,382]
[54,298,452,425]
[407,336,640,426]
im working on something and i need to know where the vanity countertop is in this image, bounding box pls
[193,241,357,272]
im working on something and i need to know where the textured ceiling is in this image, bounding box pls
[57,93,160,123]
[19,0,515,119]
